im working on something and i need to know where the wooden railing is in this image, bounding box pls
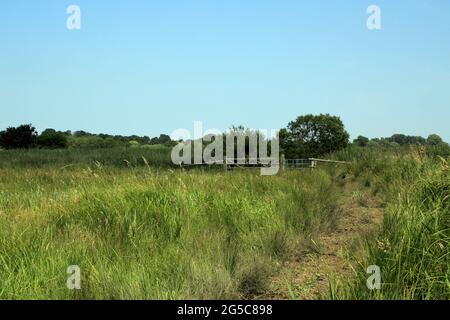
[178,157,349,170]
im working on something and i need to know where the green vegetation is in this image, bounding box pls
[351,133,450,156]
[1,118,449,300]
[0,124,38,149]
[280,114,350,159]
[0,145,173,169]
[0,124,175,150]
[332,147,450,299]
[0,158,342,299]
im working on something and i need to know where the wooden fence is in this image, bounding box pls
[284,158,349,169]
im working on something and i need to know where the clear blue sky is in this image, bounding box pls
[1,0,449,141]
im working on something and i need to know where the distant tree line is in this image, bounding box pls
[352,133,450,156]
[0,124,174,150]
[353,133,449,148]
[1,120,449,159]
[278,114,449,158]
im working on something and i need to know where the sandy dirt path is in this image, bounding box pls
[264,181,384,299]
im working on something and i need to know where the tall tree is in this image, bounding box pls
[280,114,349,158]
[354,135,370,147]
[0,124,37,149]
[37,129,69,149]
[427,134,443,146]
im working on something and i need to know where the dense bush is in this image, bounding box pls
[68,135,123,149]
[353,136,369,147]
[37,129,69,149]
[0,124,37,149]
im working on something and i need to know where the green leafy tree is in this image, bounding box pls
[427,134,443,146]
[223,126,265,160]
[150,134,172,145]
[280,114,349,158]
[158,134,171,144]
[388,134,426,146]
[353,135,370,147]
[0,124,37,149]
[37,129,69,149]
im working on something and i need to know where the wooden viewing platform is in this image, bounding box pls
[178,157,349,170]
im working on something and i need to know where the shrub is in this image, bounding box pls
[0,124,37,149]
[37,129,69,149]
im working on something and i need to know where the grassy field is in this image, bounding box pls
[333,147,450,299]
[0,145,173,169]
[0,147,448,299]
[0,159,341,299]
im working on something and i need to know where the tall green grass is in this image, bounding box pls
[0,165,341,299]
[0,145,172,169]
[2,146,448,299]
[334,148,450,300]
